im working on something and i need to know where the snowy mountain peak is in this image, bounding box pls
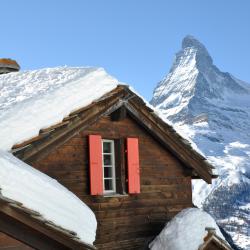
[151,36,250,249]
[151,36,249,121]
[182,35,205,49]
[182,35,213,67]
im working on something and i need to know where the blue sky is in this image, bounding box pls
[2,0,250,100]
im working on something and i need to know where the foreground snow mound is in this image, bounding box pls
[0,151,97,245]
[149,208,225,250]
[0,66,118,150]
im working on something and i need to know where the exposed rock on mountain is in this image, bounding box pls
[151,35,250,249]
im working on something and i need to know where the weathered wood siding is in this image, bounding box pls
[32,114,192,249]
[202,241,225,250]
[0,232,33,250]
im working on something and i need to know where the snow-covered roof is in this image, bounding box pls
[0,67,213,171]
[0,66,118,151]
[0,66,119,246]
[149,208,228,250]
[0,150,97,245]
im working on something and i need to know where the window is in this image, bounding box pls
[89,135,140,196]
[102,139,116,194]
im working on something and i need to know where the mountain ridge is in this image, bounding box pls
[151,35,250,249]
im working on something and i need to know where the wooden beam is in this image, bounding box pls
[0,202,95,250]
[0,212,70,250]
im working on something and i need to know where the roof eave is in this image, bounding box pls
[12,85,214,183]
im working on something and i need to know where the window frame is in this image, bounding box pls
[102,139,116,194]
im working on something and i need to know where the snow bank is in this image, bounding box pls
[0,66,118,150]
[0,150,97,245]
[149,208,225,250]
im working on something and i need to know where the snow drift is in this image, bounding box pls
[149,208,225,250]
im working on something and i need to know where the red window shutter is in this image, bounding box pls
[127,138,140,194]
[89,135,103,195]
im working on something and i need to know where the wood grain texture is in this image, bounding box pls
[0,232,33,250]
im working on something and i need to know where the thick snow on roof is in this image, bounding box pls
[149,208,226,250]
[0,66,120,245]
[0,66,118,150]
[0,150,97,245]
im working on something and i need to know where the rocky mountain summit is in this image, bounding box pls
[151,35,250,249]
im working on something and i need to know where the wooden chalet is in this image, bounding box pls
[3,85,215,249]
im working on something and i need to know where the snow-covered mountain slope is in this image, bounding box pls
[151,36,250,250]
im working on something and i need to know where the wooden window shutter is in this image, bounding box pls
[127,138,140,194]
[89,135,103,195]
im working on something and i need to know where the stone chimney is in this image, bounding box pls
[0,58,20,74]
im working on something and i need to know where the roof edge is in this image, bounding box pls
[11,85,214,183]
[0,192,96,249]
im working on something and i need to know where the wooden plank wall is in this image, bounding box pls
[203,241,224,250]
[0,232,33,250]
[32,114,193,249]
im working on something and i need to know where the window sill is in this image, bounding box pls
[103,193,129,198]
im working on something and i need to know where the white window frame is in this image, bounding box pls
[102,139,116,194]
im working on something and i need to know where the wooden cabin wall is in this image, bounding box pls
[0,232,33,250]
[202,241,225,250]
[32,114,193,249]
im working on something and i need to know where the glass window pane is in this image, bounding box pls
[104,179,113,191]
[104,167,112,178]
[103,142,111,153]
[103,154,112,165]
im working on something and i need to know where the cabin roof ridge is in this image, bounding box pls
[11,85,215,183]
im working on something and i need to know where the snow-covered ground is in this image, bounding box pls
[149,208,226,250]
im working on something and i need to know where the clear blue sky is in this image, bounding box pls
[2,0,250,100]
